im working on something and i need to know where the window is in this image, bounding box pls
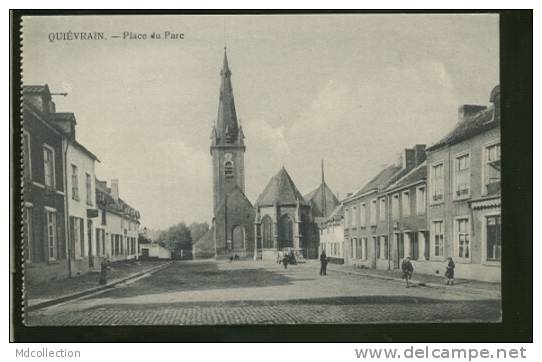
[23,132,32,180]
[360,203,366,227]
[379,236,388,260]
[392,194,399,220]
[484,143,501,195]
[352,206,357,229]
[43,145,55,187]
[455,217,470,259]
[24,206,33,261]
[379,197,386,222]
[370,199,377,225]
[361,237,367,260]
[454,153,470,198]
[224,160,234,178]
[409,232,419,260]
[432,221,444,257]
[70,217,85,258]
[431,163,444,203]
[486,215,501,261]
[101,209,107,225]
[110,234,114,257]
[402,191,410,217]
[416,186,426,215]
[395,233,404,259]
[46,209,57,260]
[71,164,79,200]
[345,207,351,229]
[86,173,92,205]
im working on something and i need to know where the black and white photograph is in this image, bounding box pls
[9,10,532,344]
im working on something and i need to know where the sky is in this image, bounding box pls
[22,14,499,230]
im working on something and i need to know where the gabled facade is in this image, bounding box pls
[22,85,69,282]
[424,86,501,282]
[254,167,317,260]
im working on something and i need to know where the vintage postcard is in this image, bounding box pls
[15,13,504,329]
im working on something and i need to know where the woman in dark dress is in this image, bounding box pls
[445,257,455,285]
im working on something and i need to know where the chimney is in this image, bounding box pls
[489,85,500,122]
[48,100,56,113]
[402,148,416,170]
[111,179,119,202]
[458,104,487,122]
[413,144,426,166]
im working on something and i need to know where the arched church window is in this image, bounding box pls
[261,215,273,249]
[224,161,234,178]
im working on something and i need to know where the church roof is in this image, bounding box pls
[305,181,340,218]
[256,167,309,207]
[214,48,241,145]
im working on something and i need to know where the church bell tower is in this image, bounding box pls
[210,48,246,213]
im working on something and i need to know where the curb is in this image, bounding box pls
[26,261,173,312]
[322,264,500,296]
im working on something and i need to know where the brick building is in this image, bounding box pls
[342,145,426,270]
[424,86,501,282]
[384,161,428,269]
[22,85,69,282]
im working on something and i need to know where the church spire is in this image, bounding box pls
[321,160,327,217]
[215,47,239,145]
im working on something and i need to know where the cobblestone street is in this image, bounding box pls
[26,260,501,326]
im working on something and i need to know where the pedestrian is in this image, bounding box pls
[282,253,289,269]
[320,250,328,276]
[401,256,414,288]
[98,259,110,285]
[445,257,455,285]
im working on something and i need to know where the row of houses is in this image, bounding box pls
[22,84,141,283]
[320,85,501,282]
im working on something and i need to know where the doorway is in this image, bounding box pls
[87,219,93,268]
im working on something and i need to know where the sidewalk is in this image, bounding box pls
[308,261,501,296]
[26,260,172,310]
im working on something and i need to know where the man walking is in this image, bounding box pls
[320,250,328,276]
[401,256,414,288]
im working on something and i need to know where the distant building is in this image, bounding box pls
[318,204,345,264]
[424,86,501,282]
[22,85,69,282]
[304,160,340,222]
[95,179,141,263]
[254,167,319,260]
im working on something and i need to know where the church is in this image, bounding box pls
[193,49,339,260]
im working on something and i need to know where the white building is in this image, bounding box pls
[95,179,141,263]
[319,204,345,263]
[49,112,101,277]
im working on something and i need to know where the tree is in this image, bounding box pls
[189,222,210,243]
[163,222,192,251]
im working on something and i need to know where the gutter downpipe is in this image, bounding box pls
[63,140,72,278]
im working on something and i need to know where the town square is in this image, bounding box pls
[18,14,502,326]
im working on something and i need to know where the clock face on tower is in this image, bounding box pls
[225,153,233,161]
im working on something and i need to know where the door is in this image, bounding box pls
[232,225,245,250]
[87,219,93,267]
[142,248,150,258]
